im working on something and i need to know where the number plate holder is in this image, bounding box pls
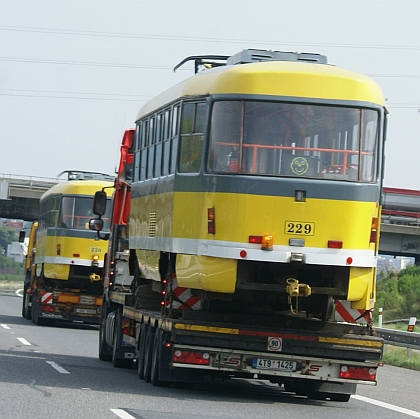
[252,358,297,371]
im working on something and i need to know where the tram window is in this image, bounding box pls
[49,196,60,227]
[208,101,241,173]
[179,102,205,173]
[164,108,171,139]
[60,196,111,230]
[207,100,379,182]
[172,105,179,137]
[140,120,148,181]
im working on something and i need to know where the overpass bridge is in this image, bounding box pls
[0,174,419,263]
[0,174,58,221]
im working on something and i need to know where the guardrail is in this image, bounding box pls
[375,327,420,350]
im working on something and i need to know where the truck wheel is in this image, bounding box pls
[329,393,351,402]
[99,320,112,361]
[112,311,133,368]
[21,286,26,318]
[31,297,39,325]
[143,324,156,383]
[150,329,169,387]
[137,322,148,379]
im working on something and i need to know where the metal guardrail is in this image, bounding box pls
[375,327,420,350]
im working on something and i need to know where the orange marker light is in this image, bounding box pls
[261,235,273,251]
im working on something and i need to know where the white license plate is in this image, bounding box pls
[76,308,96,315]
[79,296,95,305]
[252,358,297,371]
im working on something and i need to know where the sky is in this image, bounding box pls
[1,0,419,190]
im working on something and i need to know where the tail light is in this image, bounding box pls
[339,365,376,381]
[173,349,210,365]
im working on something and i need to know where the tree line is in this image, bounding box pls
[375,264,420,320]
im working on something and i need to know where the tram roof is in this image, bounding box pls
[41,179,114,200]
[136,60,385,121]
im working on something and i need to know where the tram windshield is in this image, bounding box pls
[207,101,380,182]
[59,196,111,230]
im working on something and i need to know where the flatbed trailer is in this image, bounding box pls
[102,288,383,402]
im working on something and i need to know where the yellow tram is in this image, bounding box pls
[130,49,387,319]
[30,171,114,324]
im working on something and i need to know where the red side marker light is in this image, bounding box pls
[328,240,343,249]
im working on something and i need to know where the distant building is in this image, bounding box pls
[7,241,24,263]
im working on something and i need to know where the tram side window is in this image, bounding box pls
[154,112,163,177]
[139,120,148,181]
[162,108,172,176]
[133,124,141,182]
[178,102,206,173]
[171,105,180,174]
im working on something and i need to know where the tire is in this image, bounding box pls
[99,320,112,361]
[31,297,39,325]
[150,329,168,387]
[137,322,148,380]
[143,324,156,383]
[329,393,351,402]
[112,311,133,368]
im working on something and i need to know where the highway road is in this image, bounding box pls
[1,290,420,419]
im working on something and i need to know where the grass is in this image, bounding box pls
[382,345,420,371]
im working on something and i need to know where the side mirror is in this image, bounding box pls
[89,218,104,232]
[93,190,107,216]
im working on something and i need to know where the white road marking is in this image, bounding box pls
[353,395,420,418]
[17,337,31,345]
[1,324,10,329]
[110,409,136,419]
[16,289,24,297]
[46,361,70,374]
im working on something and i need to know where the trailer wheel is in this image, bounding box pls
[22,286,32,320]
[150,329,169,387]
[99,320,112,361]
[31,297,42,325]
[143,324,156,383]
[328,393,351,402]
[112,311,133,368]
[137,322,148,379]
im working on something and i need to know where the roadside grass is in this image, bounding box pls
[0,277,23,289]
[382,345,420,371]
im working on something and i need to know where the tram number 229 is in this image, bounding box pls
[285,221,315,236]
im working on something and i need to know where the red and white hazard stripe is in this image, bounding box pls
[166,279,201,310]
[335,300,367,324]
[41,292,53,304]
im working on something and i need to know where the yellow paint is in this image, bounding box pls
[57,294,80,304]
[174,323,239,334]
[319,336,382,348]
[348,267,376,310]
[176,254,237,293]
[130,191,379,250]
[43,263,70,280]
[137,61,385,120]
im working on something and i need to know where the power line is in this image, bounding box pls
[0,56,178,70]
[0,88,418,108]
[1,25,419,51]
[1,56,420,80]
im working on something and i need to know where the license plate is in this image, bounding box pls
[76,308,96,315]
[79,296,95,304]
[252,358,297,371]
[284,221,315,236]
